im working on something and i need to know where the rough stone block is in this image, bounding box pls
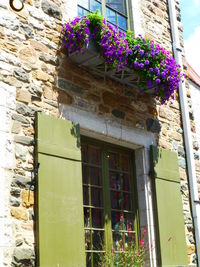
[22,189,34,208]
[12,113,30,125]
[12,247,35,265]
[16,90,32,104]
[41,0,62,20]
[112,109,125,119]
[10,207,28,221]
[12,175,32,189]
[13,69,29,83]
[146,118,161,133]
[57,78,84,94]
[16,102,35,116]
[14,136,34,146]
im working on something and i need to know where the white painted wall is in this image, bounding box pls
[189,80,200,195]
[190,80,200,159]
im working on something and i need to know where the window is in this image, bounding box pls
[81,138,139,267]
[78,0,128,31]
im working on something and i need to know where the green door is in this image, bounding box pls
[151,146,188,267]
[36,113,86,267]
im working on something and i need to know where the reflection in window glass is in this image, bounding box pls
[106,0,126,15]
[78,6,87,17]
[91,0,102,13]
[118,14,127,30]
[106,7,116,25]
[78,0,89,9]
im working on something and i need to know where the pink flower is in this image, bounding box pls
[140,239,144,246]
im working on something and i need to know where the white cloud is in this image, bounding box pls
[184,26,200,75]
[194,0,200,7]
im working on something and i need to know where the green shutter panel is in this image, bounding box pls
[36,113,86,267]
[151,146,188,267]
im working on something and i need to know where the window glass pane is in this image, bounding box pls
[85,229,91,250]
[122,173,130,191]
[121,154,129,171]
[125,232,135,247]
[78,0,89,9]
[90,0,102,13]
[117,14,127,30]
[91,187,103,207]
[90,167,102,186]
[106,7,117,25]
[111,191,122,209]
[84,208,90,227]
[113,231,123,251]
[92,209,104,228]
[86,253,91,267]
[83,185,89,205]
[106,0,126,15]
[124,213,134,231]
[78,6,88,17]
[82,166,89,184]
[81,144,88,163]
[93,231,104,250]
[112,211,122,229]
[122,192,131,210]
[108,152,119,169]
[110,171,120,190]
[88,146,101,165]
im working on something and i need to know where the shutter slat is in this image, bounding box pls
[36,113,85,267]
[151,146,188,266]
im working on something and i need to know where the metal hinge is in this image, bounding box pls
[30,163,40,190]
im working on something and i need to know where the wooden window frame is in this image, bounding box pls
[81,136,140,266]
[77,0,131,31]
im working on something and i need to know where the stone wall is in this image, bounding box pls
[0,0,197,265]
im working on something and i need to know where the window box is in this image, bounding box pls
[69,38,155,93]
[63,13,184,102]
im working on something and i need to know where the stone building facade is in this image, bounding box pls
[0,0,199,266]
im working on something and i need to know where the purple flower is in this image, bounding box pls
[139,50,144,56]
[139,63,144,69]
[85,19,90,25]
[144,60,149,65]
[135,44,140,50]
[147,80,154,88]
[84,27,90,35]
[155,78,161,84]
[161,71,166,78]
[149,68,153,73]
[134,61,139,68]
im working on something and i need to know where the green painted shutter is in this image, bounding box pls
[151,146,188,267]
[36,113,86,267]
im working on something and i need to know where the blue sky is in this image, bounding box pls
[180,0,200,39]
[180,0,200,74]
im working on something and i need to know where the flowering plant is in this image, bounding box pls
[99,227,148,267]
[126,32,184,102]
[62,13,184,103]
[63,12,132,70]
